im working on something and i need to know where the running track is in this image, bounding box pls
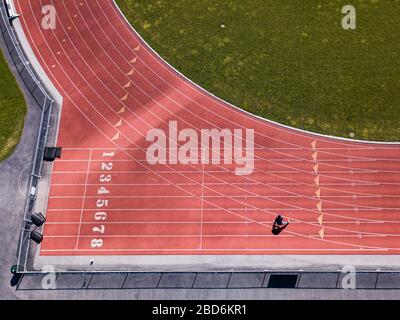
[15,0,400,256]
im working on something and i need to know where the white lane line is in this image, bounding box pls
[41,248,389,252]
[50,182,381,186]
[75,148,92,250]
[61,147,396,150]
[52,169,400,174]
[45,208,385,211]
[47,195,392,199]
[200,162,205,249]
[45,220,392,225]
[43,234,392,238]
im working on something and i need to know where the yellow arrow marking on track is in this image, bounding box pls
[313,163,319,174]
[124,81,132,88]
[317,214,323,225]
[112,132,120,141]
[315,188,321,198]
[121,94,128,101]
[319,228,325,239]
[133,45,141,51]
[115,119,122,127]
[316,201,322,212]
[314,176,320,187]
[126,69,134,76]
[312,151,318,162]
[130,57,137,63]
[117,106,126,114]
[311,140,317,151]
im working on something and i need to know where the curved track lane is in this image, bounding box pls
[15,0,400,255]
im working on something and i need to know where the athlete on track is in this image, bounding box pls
[272,215,290,235]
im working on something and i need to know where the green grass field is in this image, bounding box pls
[117,0,400,141]
[0,49,27,161]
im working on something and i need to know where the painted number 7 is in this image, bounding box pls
[92,225,105,234]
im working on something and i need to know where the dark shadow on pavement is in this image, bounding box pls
[10,273,22,287]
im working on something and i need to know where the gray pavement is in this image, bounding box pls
[0,21,40,299]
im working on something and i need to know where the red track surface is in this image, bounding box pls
[15,0,400,256]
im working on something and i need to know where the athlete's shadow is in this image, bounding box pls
[271,223,289,235]
[10,273,22,287]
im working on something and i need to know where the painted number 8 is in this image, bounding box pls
[91,239,103,248]
[100,174,111,183]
